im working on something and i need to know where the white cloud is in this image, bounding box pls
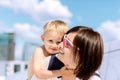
[0,0,72,24]
[0,22,41,41]
[97,20,120,43]
[13,23,41,41]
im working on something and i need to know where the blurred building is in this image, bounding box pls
[0,61,28,80]
[99,40,120,80]
[0,33,15,61]
[22,42,40,61]
[0,33,42,80]
[5,61,28,76]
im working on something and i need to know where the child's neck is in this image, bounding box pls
[41,45,51,57]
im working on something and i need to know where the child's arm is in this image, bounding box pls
[33,48,61,78]
[34,65,74,79]
[32,48,74,79]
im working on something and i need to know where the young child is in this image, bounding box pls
[27,20,69,80]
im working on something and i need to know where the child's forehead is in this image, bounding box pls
[44,32,64,40]
[45,30,64,35]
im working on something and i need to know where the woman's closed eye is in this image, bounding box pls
[63,34,73,48]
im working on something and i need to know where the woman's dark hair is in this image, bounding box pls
[66,26,104,80]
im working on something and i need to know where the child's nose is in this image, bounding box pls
[52,43,58,47]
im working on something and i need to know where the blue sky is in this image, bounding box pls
[0,0,120,60]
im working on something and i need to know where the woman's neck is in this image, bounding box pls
[61,75,76,80]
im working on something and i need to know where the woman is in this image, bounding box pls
[49,26,104,80]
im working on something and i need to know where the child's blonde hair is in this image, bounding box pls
[43,20,68,35]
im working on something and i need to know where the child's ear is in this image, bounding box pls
[41,34,44,41]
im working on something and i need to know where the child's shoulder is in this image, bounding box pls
[35,47,43,51]
[34,47,43,55]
